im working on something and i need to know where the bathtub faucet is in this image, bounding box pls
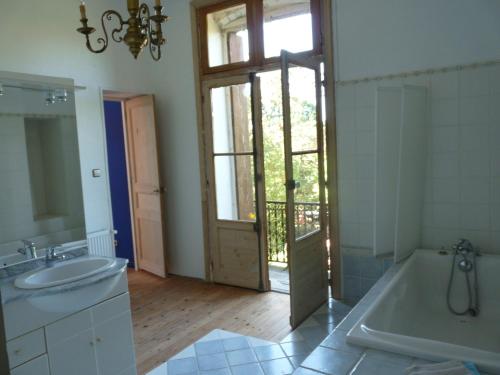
[452,239,475,255]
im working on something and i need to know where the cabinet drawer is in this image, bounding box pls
[7,329,46,369]
[10,354,50,375]
[92,292,130,324]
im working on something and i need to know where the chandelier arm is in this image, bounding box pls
[103,10,127,43]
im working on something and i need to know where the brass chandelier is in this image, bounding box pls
[77,0,169,61]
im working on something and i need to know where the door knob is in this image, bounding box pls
[153,187,165,194]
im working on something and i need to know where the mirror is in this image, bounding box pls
[0,73,85,262]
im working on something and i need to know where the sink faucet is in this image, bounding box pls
[45,245,66,267]
[18,240,37,260]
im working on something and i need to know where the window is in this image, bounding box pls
[198,0,322,74]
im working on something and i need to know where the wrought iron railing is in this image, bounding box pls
[266,201,322,263]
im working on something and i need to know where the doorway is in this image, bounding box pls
[103,92,168,278]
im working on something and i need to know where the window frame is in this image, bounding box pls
[197,0,323,75]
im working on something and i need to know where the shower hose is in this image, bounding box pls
[446,251,479,316]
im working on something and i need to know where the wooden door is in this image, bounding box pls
[203,74,269,290]
[281,51,328,328]
[124,96,167,277]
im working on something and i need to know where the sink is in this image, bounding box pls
[15,257,117,289]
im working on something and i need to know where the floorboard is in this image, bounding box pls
[128,269,291,375]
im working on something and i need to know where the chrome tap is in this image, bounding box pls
[45,245,66,267]
[452,239,477,255]
[17,240,37,260]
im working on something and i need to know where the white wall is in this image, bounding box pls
[146,0,206,278]
[333,0,500,81]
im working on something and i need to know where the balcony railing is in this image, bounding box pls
[266,201,322,263]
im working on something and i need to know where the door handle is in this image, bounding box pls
[153,187,165,194]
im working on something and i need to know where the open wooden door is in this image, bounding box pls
[203,74,269,291]
[281,51,328,328]
[124,95,168,277]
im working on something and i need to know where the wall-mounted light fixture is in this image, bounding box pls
[45,89,69,106]
[77,0,169,61]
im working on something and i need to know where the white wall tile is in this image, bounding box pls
[336,84,356,109]
[355,106,375,131]
[431,127,458,153]
[460,125,489,152]
[336,107,356,135]
[460,151,490,178]
[491,204,500,231]
[459,178,490,203]
[460,67,490,98]
[432,153,459,178]
[356,155,375,180]
[459,230,491,251]
[490,231,500,252]
[433,179,459,203]
[460,203,490,231]
[488,65,500,95]
[431,71,458,99]
[340,199,359,223]
[431,98,458,126]
[355,82,377,107]
[488,95,500,123]
[459,97,490,125]
[356,131,375,155]
[433,203,459,229]
[491,177,500,203]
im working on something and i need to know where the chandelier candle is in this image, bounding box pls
[77,0,169,61]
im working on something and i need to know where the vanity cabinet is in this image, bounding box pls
[5,292,136,375]
[45,293,136,375]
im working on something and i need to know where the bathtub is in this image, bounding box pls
[347,249,500,374]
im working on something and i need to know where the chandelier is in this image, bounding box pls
[77,0,169,61]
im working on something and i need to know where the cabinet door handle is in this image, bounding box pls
[14,349,21,355]
[96,337,102,343]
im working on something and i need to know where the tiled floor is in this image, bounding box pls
[146,299,352,375]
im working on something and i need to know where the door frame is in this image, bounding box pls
[101,90,168,275]
[201,74,270,291]
[190,0,341,298]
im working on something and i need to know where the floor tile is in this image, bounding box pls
[260,357,295,375]
[197,353,228,371]
[296,326,330,348]
[200,369,232,375]
[248,336,275,347]
[171,345,196,360]
[231,362,265,375]
[301,346,360,375]
[293,367,324,375]
[288,354,308,369]
[280,341,312,357]
[222,336,250,352]
[320,329,364,355]
[167,357,198,375]
[280,330,305,343]
[146,362,167,375]
[254,344,287,361]
[195,339,224,356]
[226,348,258,366]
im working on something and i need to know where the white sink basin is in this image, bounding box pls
[15,257,116,290]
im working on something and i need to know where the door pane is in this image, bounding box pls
[215,155,256,221]
[289,67,318,152]
[263,0,313,58]
[293,153,320,238]
[211,83,253,154]
[207,4,249,67]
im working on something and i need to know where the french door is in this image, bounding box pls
[281,51,329,328]
[203,74,269,291]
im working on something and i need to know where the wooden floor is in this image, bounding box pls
[128,270,291,375]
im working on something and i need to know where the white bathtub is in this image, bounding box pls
[347,249,500,374]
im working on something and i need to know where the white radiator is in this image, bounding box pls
[87,230,115,257]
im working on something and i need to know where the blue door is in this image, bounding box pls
[104,100,135,267]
